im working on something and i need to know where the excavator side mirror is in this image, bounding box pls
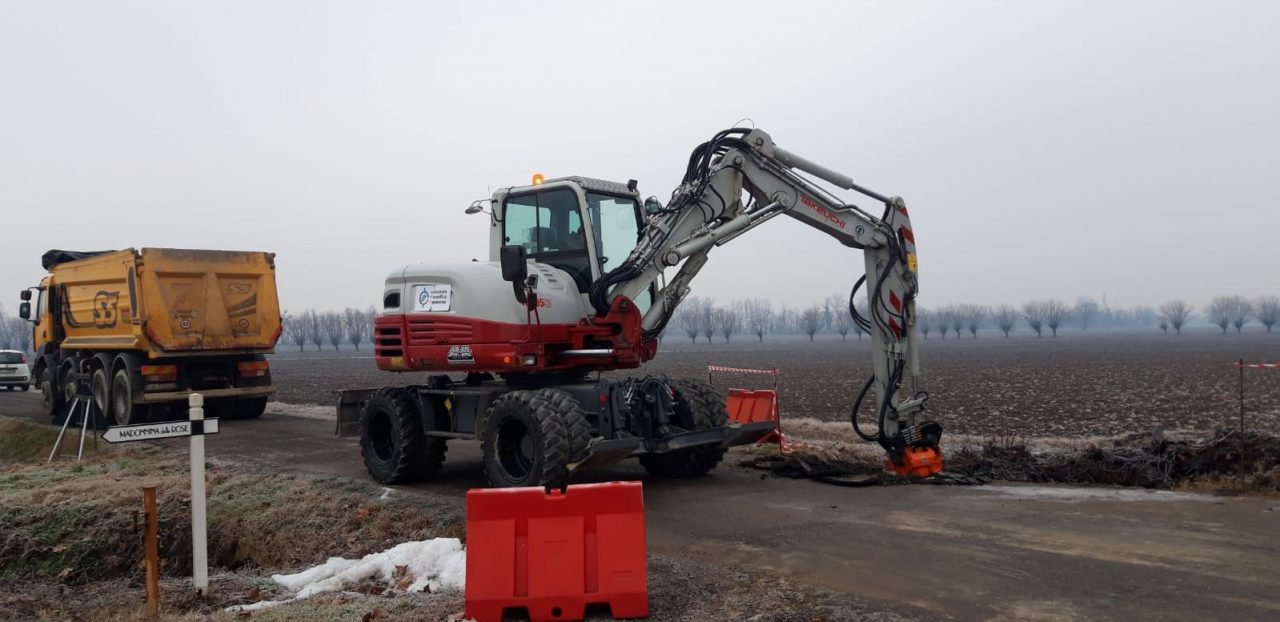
[20,289,31,301]
[644,197,663,215]
[18,302,31,320]
[499,245,528,283]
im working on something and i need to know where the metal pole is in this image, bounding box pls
[1238,359,1246,488]
[143,486,160,618]
[48,399,76,463]
[189,393,209,597]
[77,400,89,461]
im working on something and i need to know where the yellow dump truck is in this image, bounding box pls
[17,248,282,424]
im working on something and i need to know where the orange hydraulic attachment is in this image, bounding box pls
[465,482,649,622]
[709,365,783,445]
[724,389,782,444]
[889,446,944,478]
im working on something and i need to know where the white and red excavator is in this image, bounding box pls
[336,127,941,488]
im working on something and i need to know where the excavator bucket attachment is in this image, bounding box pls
[889,447,943,478]
[724,389,782,444]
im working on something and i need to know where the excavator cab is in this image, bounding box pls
[488,176,651,310]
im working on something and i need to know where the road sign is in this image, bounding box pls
[103,418,220,443]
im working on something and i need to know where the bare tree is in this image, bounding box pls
[676,297,707,343]
[917,308,932,339]
[1207,297,1232,333]
[343,307,368,350]
[1022,301,1046,338]
[714,306,739,343]
[1158,300,1193,335]
[283,310,310,351]
[307,309,325,351]
[742,298,774,342]
[829,294,855,341]
[318,311,345,350]
[959,304,988,338]
[1158,319,1169,335]
[1255,295,1279,333]
[1229,295,1252,333]
[935,307,952,340]
[993,304,1018,337]
[1075,297,1099,330]
[1209,295,1251,333]
[949,307,964,339]
[1043,299,1069,337]
[799,305,824,342]
[692,298,714,343]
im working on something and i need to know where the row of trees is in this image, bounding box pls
[282,307,378,351]
[665,294,1280,343]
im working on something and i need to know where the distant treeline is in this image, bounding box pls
[663,295,1280,342]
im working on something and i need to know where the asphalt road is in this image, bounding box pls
[4,390,1278,621]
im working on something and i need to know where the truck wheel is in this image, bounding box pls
[639,380,729,478]
[110,369,148,425]
[91,368,111,415]
[40,367,65,420]
[482,390,571,489]
[533,388,593,464]
[359,389,427,485]
[233,397,268,419]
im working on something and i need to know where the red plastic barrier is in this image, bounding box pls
[465,482,648,622]
[725,388,781,444]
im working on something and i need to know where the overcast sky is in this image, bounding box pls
[2,1,1277,316]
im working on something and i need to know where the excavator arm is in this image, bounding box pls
[589,128,942,476]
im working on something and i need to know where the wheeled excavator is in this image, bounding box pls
[336,127,942,488]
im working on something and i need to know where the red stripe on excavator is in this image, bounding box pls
[900,226,915,245]
[897,205,909,217]
[889,290,902,312]
[889,318,903,339]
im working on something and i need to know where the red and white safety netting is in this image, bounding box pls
[1233,362,1280,369]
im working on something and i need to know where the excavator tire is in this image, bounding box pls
[482,390,571,489]
[639,380,729,478]
[360,388,431,485]
[533,388,593,464]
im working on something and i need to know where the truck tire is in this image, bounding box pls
[91,368,111,415]
[533,388,593,464]
[639,380,729,478]
[233,396,268,420]
[482,390,571,489]
[40,366,65,420]
[359,388,430,485]
[110,368,148,425]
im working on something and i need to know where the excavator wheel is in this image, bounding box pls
[532,388,593,464]
[359,388,435,485]
[482,390,571,489]
[639,380,729,478]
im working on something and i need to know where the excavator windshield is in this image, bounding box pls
[585,192,641,274]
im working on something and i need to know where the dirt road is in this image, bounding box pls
[5,391,1277,621]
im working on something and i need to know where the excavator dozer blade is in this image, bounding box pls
[570,437,644,473]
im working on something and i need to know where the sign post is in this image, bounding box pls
[189,394,209,597]
[104,392,217,597]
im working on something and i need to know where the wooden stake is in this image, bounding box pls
[143,486,160,618]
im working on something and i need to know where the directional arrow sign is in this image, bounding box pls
[103,419,220,443]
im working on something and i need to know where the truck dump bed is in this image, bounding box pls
[51,248,281,355]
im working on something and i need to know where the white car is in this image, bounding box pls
[0,350,32,391]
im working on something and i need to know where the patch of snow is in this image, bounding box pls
[977,485,1219,503]
[266,402,335,420]
[225,538,466,613]
[379,487,394,501]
